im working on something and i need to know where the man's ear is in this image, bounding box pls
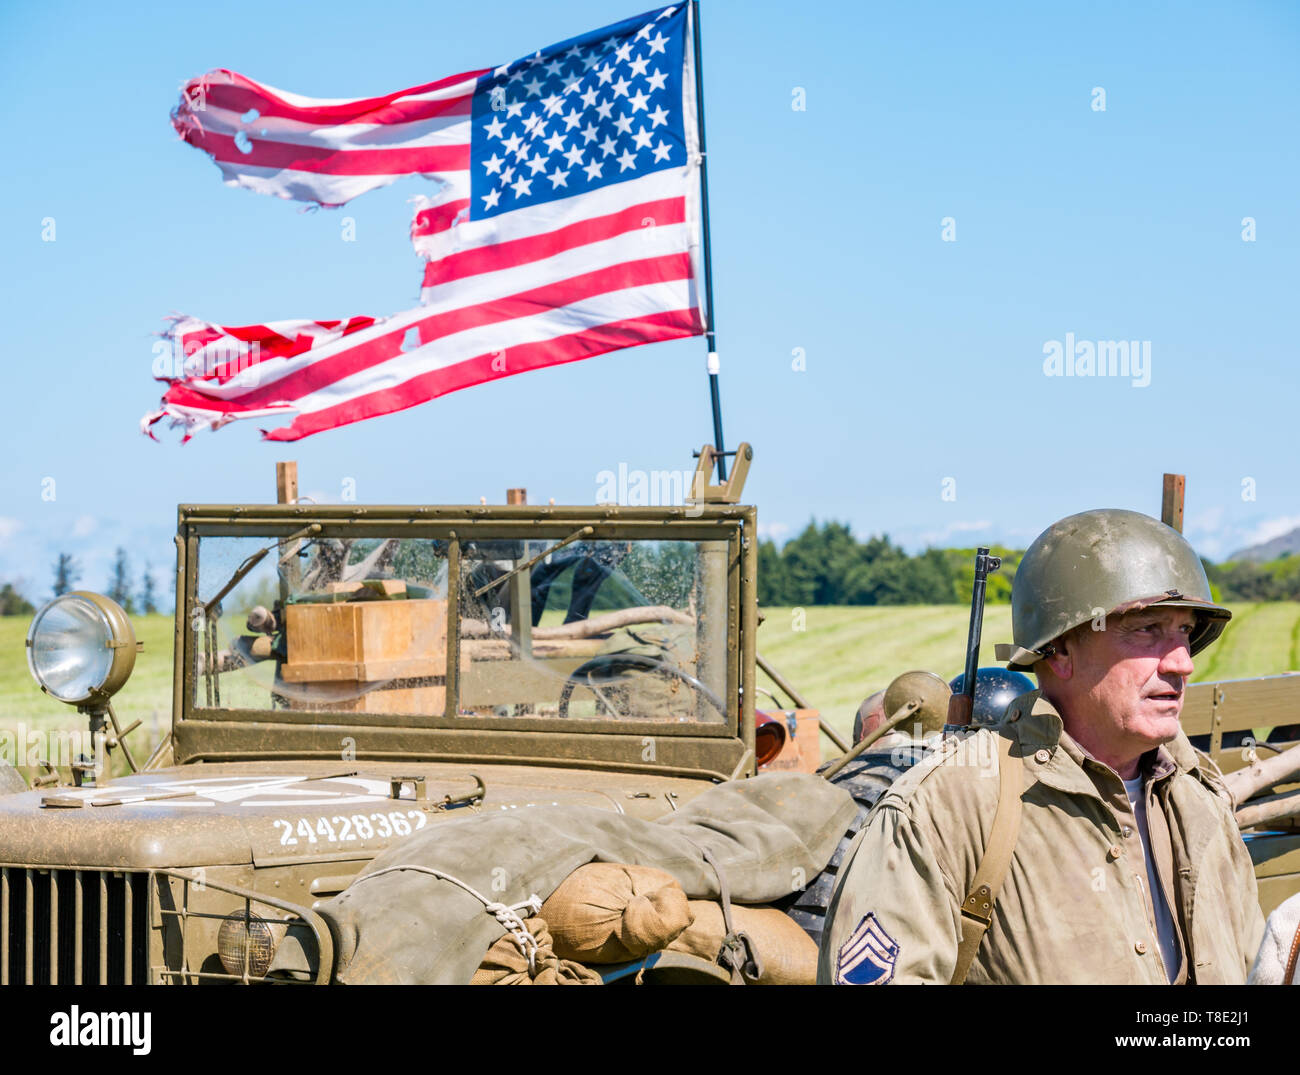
[1041,633,1073,681]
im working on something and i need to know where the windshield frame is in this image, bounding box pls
[173,503,756,776]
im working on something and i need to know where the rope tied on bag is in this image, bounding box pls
[356,863,544,972]
[694,844,764,984]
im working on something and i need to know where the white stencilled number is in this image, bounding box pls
[390,812,412,836]
[370,813,394,838]
[316,817,338,842]
[296,819,318,844]
[352,814,375,839]
[273,820,297,846]
[333,816,355,841]
[408,810,427,830]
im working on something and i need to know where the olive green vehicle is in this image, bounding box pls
[1,448,772,984]
[3,451,1299,985]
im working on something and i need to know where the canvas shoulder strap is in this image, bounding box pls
[950,733,1023,985]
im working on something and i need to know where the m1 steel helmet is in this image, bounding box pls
[949,667,1036,727]
[997,509,1231,671]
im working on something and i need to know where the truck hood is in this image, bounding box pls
[0,760,710,868]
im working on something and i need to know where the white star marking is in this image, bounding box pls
[500,164,516,183]
[501,133,523,156]
[483,115,506,139]
[627,55,650,79]
[523,75,543,97]
[627,89,649,113]
[595,64,615,86]
[583,159,604,180]
[647,104,669,128]
[646,68,668,93]
[579,121,599,143]
[646,31,668,55]
[511,175,533,197]
[580,85,599,109]
[595,98,614,121]
[617,147,638,171]
[506,99,525,119]
[482,152,504,174]
[599,134,618,157]
[614,42,633,64]
[548,167,570,188]
[651,139,671,162]
[631,125,653,150]
[526,151,549,175]
[562,107,582,130]
[611,76,631,98]
[482,187,502,209]
[543,58,564,78]
[613,112,634,135]
[563,144,585,167]
[544,130,566,154]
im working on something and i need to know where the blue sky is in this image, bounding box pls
[0,0,1296,606]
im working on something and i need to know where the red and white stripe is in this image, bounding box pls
[147,169,703,442]
[171,68,484,207]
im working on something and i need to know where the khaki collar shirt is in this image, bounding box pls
[817,691,1265,984]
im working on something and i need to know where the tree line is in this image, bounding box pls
[0,525,1293,616]
[0,551,164,616]
[756,520,1291,607]
[757,522,1023,606]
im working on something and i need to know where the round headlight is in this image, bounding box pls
[26,592,137,706]
[218,911,277,979]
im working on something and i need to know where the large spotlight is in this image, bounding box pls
[26,592,138,707]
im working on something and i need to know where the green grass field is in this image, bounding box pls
[4,603,1298,764]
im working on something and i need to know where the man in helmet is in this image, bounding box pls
[818,509,1264,984]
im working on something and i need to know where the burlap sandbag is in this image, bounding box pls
[470,916,602,985]
[541,863,693,963]
[668,900,818,985]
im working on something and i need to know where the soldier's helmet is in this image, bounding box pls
[948,667,1036,726]
[998,508,1231,672]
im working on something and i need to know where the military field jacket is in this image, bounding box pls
[817,692,1265,984]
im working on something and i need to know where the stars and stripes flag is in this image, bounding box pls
[145,4,706,442]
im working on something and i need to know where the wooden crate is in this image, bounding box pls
[282,598,447,683]
[759,710,823,774]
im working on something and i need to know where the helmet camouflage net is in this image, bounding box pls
[998,509,1231,672]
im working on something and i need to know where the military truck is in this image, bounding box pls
[0,445,848,984]
[4,452,1300,985]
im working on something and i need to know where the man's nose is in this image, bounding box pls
[1159,638,1195,678]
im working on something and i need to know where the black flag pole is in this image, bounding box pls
[690,0,727,480]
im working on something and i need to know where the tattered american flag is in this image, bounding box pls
[146,4,705,442]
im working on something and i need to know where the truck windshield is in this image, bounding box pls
[192,532,730,725]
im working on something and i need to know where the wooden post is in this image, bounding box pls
[506,487,531,658]
[276,462,298,505]
[277,461,300,600]
[1161,473,1185,533]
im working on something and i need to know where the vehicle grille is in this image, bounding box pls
[1,867,151,984]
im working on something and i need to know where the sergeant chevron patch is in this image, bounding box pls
[835,913,900,985]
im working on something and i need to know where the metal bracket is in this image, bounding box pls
[689,442,751,504]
